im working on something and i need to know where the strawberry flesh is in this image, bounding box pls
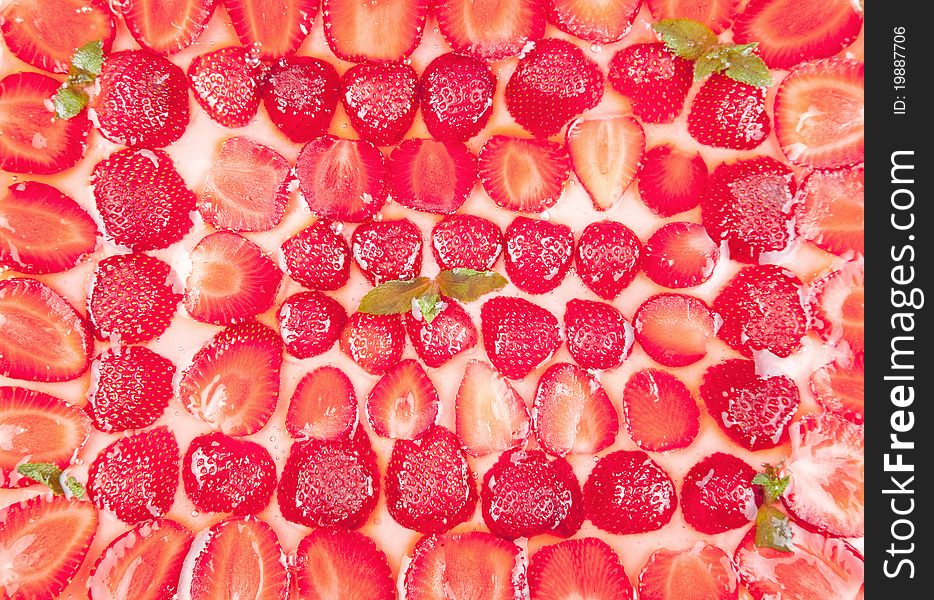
[566,115,644,210]
[623,368,699,453]
[389,138,478,214]
[341,62,419,146]
[646,0,739,34]
[323,0,428,62]
[533,362,618,456]
[688,74,770,150]
[261,56,340,143]
[183,433,277,515]
[280,219,352,291]
[430,214,503,271]
[681,452,761,534]
[584,450,677,534]
[351,218,423,285]
[810,260,864,358]
[295,136,388,222]
[278,291,347,359]
[287,366,358,441]
[478,135,570,213]
[637,144,708,217]
[564,298,633,371]
[810,357,864,424]
[481,296,561,379]
[642,222,720,289]
[530,537,634,600]
[504,216,574,294]
[404,298,478,368]
[547,0,641,43]
[639,543,739,600]
[188,46,265,127]
[123,0,215,55]
[224,0,317,58]
[796,166,864,257]
[87,345,175,433]
[574,220,642,300]
[366,359,440,440]
[434,0,545,61]
[419,52,496,142]
[339,312,406,375]
[294,528,396,600]
[608,43,692,124]
[634,293,716,367]
[455,360,531,457]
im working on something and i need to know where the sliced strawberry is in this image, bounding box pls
[810,260,864,357]
[775,59,864,168]
[634,293,716,367]
[278,291,347,359]
[287,366,358,441]
[295,136,388,222]
[637,144,708,217]
[563,298,633,371]
[385,425,478,533]
[682,452,760,534]
[88,253,180,344]
[342,62,419,146]
[0,278,91,382]
[478,135,570,213]
[280,220,352,290]
[88,518,192,600]
[533,362,618,456]
[481,296,561,379]
[646,0,738,33]
[404,298,478,368]
[122,0,215,55]
[639,543,738,600]
[607,43,693,124]
[0,181,97,275]
[574,220,642,300]
[623,368,700,453]
[504,216,574,294]
[351,218,423,284]
[583,450,677,534]
[688,74,770,150]
[455,360,531,457]
[733,0,863,69]
[0,495,98,599]
[547,0,640,43]
[323,0,427,62]
[700,359,800,451]
[92,148,196,250]
[810,357,864,424]
[430,214,503,271]
[419,52,496,142]
[93,50,189,148]
[183,433,276,515]
[88,425,179,523]
[796,166,864,257]
[277,429,380,528]
[294,528,395,600]
[366,359,440,440]
[566,115,644,210]
[434,0,545,61]
[87,345,175,433]
[185,231,282,325]
[188,46,265,128]
[643,222,720,289]
[261,56,340,143]
[530,538,634,600]
[388,138,477,214]
[0,72,89,174]
[224,0,316,58]
[339,312,406,375]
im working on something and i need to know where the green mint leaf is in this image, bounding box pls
[723,50,773,87]
[755,505,794,553]
[65,476,86,500]
[358,277,433,315]
[752,464,790,504]
[17,463,66,495]
[415,287,444,324]
[693,54,726,81]
[436,269,508,303]
[54,86,88,120]
[653,19,718,60]
[71,39,104,76]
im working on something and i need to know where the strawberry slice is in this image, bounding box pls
[0,278,91,382]
[88,518,192,600]
[185,231,283,325]
[783,413,864,537]
[796,166,864,257]
[294,528,395,600]
[775,59,864,168]
[0,72,90,174]
[530,538,634,600]
[547,0,640,43]
[278,291,347,359]
[280,220,352,291]
[566,115,644,210]
[366,359,440,440]
[287,366,358,441]
[122,0,215,55]
[637,145,708,217]
[224,0,317,58]
[563,299,633,371]
[810,260,864,357]
[634,293,716,367]
[455,360,531,457]
[478,135,570,213]
[295,136,388,222]
[583,450,677,534]
[643,222,720,289]
[183,433,276,515]
[323,0,428,62]
[639,543,739,600]
[388,138,478,214]
[88,425,179,523]
[0,181,98,275]
[687,74,770,150]
[261,57,340,143]
[681,452,760,534]
[733,0,863,69]
[623,368,699,453]
[504,217,574,294]
[0,387,90,488]
[339,312,406,375]
[87,345,175,433]
[574,221,642,300]
[405,298,478,368]
[607,43,692,124]
[178,321,283,436]
[431,214,503,271]
[646,0,738,33]
[810,357,864,424]
[351,218,423,285]
[420,53,496,142]
[481,296,561,379]
[341,62,419,146]
[0,495,98,599]
[533,362,618,456]
[188,46,265,128]
[434,0,545,61]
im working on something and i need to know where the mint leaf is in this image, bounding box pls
[724,50,773,87]
[693,54,726,81]
[755,505,794,552]
[752,464,790,504]
[16,462,84,498]
[415,287,444,324]
[54,39,105,120]
[65,476,86,500]
[54,86,88,120]
[436,269,508,303]
[358,277,433,315]
[71,39,104,76]
[653,19,718,60]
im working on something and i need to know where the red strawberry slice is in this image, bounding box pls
[0,495,98,599]
[278,291,347,359]
[92,148,196,250]
[642,222,720,289]
[388,138,478,214]
[0,0,115,73]
[351,218,423,285]
[185,231,282,325]
[504,216,574,294]
[188,46,265,128]
[339,312,405,375]
[775,59,864,168]
[224,0,317,58]
[0,278,91,382]
[287,366,358,441]
[700,359,800,451]
[404,298,478,368]
[533,362,618,456]
[639,543,739,600]
[0,72,90,174]
[505,38,603,138]
[366,359,440,440]
[563,299,633,371]
[88,519,191,600]
[93,50,189,148]
[385,425,478,533]
[323,0,427,62]
[0,386,90,488]
[714,265,808,358]
[810,260,864,357]
[646,0,738,33]
[294,528,395,600]
[481,296,561,379]
[547,0,641,43]
[261,56,340,143]
[688,74,771,150]
[404,531,527,600]
[87,345,175,433]
[88,253,180,344]
[430,214,503,271]
[681,452,760,534]
[623,368,699,453]
[633,293,716,367]
[277,429,380,528]
[178,321,283,436]
[574,220,642,300]
[478,135,570,213]
[419,53,496,142]
[280,220,352,290]
[796,166,864,257]
[783,413,864,537]
[810,357,864,424]
[122,0,215,55]
[183,433,276,514]
[88,425,179,523]
[341,62,419,146]
[607,43,693,124]
[0,181,98,275]
[434,0,545,61]
[583,450,677,534]
[455,360,531,457]
[295,136,388,222]
[733,0,863,69]
[566,115,644,210]
[530,538,634,600]
[637,144,708,217]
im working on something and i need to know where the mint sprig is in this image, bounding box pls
[751,463,793,553]
[54,39,104,120]
[17,462,86,499]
